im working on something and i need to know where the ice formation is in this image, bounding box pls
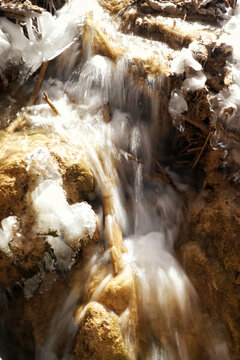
[31,181,96,248]
[0,0,102,73]
[212,3,240,133]
[170,47,202,74]
[168,89,188,118]
[0,216,18,256]
[182,71,207,91]
[26,147,96,269]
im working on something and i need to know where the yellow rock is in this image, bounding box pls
[74,302,130,360]
[98,268,134,315]
[0,121,95,288]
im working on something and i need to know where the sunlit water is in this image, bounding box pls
[0,0,236,359]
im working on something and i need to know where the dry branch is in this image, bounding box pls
[120,150,142,164]
[43,92,60,115]
[0,68,8,87]
[28,61,49,106]
[192,132,211,168]
[145,157,184,194]
[187,146,203,153]
[183,115,209,134]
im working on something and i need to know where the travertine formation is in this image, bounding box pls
[0,0,239,359]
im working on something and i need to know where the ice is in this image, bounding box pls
[182,71,207,91]
[38,12,56,40]
[207,3,240,180]
[32,181,96,245]
[25,146,96,270]
[0,0,102,73]
[168,89,188,117]
[0,28,10,59]
[0,17,28,52]
[220,4,240,58]
[25,146,61,183]
[171,47,202,74]
[0,17,28,67]
[0,216,18,255]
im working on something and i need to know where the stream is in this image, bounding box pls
[0,0,238,359]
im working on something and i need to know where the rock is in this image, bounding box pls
[0,125,94,215]
[0,251,21,289]
[23,273,66,346]
[0,122,95,289]
[0,0,43,20]
[97,268,135,315]
[85,265,135,315]
[176,173,240,359]
[76,263,138,357]
[74,302,130,360]
[147,0,230,22]
[54,153,94,204]
[0,139,29,221]
[4,272,67,356]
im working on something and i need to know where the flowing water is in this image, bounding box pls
[0,0,236,359]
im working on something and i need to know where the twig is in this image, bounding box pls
[192,132,211,168]
[28,61,49,106]
[144,172,184,194]
[183,115,209,134]
[179,143,192,155]
[154,157,170,183]
[144,173,165,183]
[187,146,203,153]
[153,156,184,193]
[120,150,142,164]
[195,131,205,138]
[43,92,60,115]
[0,68,8,87]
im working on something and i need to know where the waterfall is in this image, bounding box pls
[0,0,237,359]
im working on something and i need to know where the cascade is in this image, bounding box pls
[0,0,239,359]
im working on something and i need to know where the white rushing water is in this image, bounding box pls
[0,0,236,359]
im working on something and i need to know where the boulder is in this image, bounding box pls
[74,302,130,360]
[0,121,95,289]
[97,268,135,315]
